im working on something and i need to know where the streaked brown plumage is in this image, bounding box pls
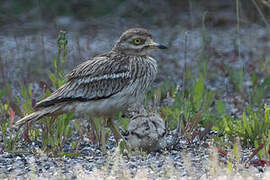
[16,28,167,139]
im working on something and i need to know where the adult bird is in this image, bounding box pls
[16,28,167,141]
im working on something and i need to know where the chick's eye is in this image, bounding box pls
[133,38,144,45]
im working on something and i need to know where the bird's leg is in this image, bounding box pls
[89,116,97,144]
[101,118,106,153]
[50,115,57,127]
[107,118,121,143]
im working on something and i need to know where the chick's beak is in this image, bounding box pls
[148,41,167,49]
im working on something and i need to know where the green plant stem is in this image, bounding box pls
[107,118,121,143]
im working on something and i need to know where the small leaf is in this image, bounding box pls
[0,87,8,99]
[119,139,126,154]
[53,57,58,71]
[203,91,215,111]
[227,161,233,173]
[21,86,28,99]
[4,103,8,111]
[193,76,204,111]
[252,72,258,89]
[28,83,32,96]
[261,77,270,89]
[233,142,239,161]
[217,100,226,115]
[265,104,270,125]
[49,74,57,85]
[119,118,129,131]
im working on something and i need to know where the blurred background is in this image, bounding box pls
[0,0,270,96]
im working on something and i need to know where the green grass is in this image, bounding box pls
[0,32,268,158]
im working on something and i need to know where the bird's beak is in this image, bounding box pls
[148,41,167,49]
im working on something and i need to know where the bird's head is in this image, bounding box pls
[112,28,167,56]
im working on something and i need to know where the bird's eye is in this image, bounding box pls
[132,38,144,45]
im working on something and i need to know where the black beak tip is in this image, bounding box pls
[158,45,168,49]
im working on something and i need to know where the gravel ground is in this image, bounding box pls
[0,133,268,179]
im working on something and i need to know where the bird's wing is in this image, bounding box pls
[35,55,131,108]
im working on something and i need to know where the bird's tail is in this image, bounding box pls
[15,104,65,127]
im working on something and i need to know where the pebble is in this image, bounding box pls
[0,136,264,179]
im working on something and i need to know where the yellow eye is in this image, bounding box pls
[133,38,143,45]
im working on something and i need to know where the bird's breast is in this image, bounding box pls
[128,56,158,96]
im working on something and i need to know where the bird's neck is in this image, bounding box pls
[111,47,150,57]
